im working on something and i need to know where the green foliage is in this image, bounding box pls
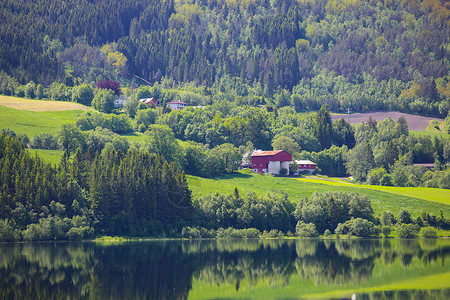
[58,123,84,156]
[294,192,374,233]
[420,226,438,238]
[135,108,157,130]
[296,221,318,237]
[346,142,375,182]
[382,226,391,238]
[75,112,133,134]
[146,124,182,164]
[351,218,380,237]
[30,133,59,150]
[72,85,94,106]
[92,90,115,113]
[0,132,191,240]
[313,105,333,149]
[398,209,413,224]
[194,191,293,232]
[396,224,420,239]
[272,135,300,157]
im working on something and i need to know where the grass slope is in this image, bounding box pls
[0,105,85,137]
[298,177,450,205]
[187,172,450,217]
[0,95,90,111]
[27,149,64,166]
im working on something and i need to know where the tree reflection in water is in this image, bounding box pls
[0,239,448,299]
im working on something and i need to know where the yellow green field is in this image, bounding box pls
[298,177,450,206]
[187,172,450,218]
[0,95,90,111]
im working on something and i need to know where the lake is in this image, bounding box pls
[0,239,449,299]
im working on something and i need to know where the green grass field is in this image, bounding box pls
[187,171,450,218]
[410,130,450,140]
[0,95,90,111]
[26,149,64,166]
[0,105,85,137]
[298,177,450,205]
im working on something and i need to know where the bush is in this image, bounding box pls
[382,226,391,238]
[0,219,17,241]
[181,226,202,239]
[352,218,379,237]
[420,227,437,238]
[324,229,331,237]
[30,133,59,150]
[397,223,419,238]
[296,221,318,237]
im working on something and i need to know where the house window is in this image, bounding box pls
[260,164,262,167]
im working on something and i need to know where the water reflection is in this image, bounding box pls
[0,239,448,299]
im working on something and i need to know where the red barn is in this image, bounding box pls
[251,150,292,175]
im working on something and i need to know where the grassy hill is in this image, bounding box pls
[0,96,88,137]
[187,171,450,218]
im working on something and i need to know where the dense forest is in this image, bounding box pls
[0,0,449,116]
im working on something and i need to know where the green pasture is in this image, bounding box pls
[410,130,450,140]
[186,171,450,218]
[0,105,84,137]
[26,149,64,166]
[299,177,450,206]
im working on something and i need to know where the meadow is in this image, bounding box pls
[187,171,450,218]
[0,102,86,137]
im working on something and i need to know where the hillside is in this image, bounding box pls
[0,0,448,117]
[186,172,450,218]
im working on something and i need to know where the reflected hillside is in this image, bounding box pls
[0,239,449,299]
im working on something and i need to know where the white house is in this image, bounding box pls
[114,96,129,108]
[167,101,188,110]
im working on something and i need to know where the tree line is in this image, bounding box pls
[0,132,191,240]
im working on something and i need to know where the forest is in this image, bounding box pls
[0,0,449,116]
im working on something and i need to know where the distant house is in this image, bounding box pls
[295,160,316,175]
[413,163,434,170]
[251,150,292,175]
[114,96,129,108]
[139,98,158,107]
[167,101,188,110]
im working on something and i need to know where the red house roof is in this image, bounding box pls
[251,150,284,157]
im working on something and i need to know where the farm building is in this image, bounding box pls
[168,101,188,110]
[251,150,292,175]
[295,160,316,175]
[139,98,158,107]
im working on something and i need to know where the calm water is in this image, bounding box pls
[0,239,449,299]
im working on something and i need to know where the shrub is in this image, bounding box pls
[30,133,59,150]
[296,221,318,237]
[181,226,202,239]
[351,218,379,237]
[397,209,412,224]
[0,219,16,241]
[382,226,391,238]
[420,227,437,238]
[397,223,419,238]
[324,229,331,237]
